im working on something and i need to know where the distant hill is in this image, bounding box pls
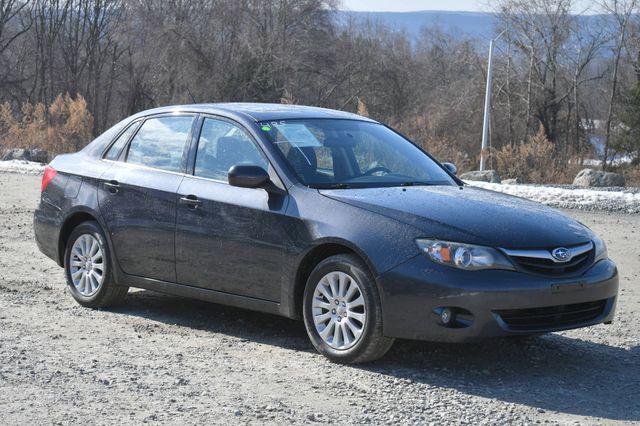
[337,10,608,43]
[337,10,499,41]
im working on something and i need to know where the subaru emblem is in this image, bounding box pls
[551,247,571,262]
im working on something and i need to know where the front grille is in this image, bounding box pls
[495,299,607,331]
[502,242,594,276]
[510,251,593,276]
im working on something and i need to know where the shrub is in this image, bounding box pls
[49,94,94,152]
[357,98,369,117]
[0,93,93,156]
[494,125,580,184]
[610,162,640,187]
[400,114,473,172]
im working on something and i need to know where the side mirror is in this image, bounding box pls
[228,165,270,189]
[443,162,457,175]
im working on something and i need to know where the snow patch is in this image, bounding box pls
[0,160,46,175]
[465,180,640,214]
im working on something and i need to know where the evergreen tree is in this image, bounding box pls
[614,86,640,164]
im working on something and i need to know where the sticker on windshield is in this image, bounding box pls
[274,123,322,147]
[260,124,272,132]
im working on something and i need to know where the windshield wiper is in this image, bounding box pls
[398,181,436,187]
[311,183,353,189]
[315,182,438,189]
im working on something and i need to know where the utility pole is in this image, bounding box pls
[480,30,506,171]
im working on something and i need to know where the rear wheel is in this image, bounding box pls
[302,254,394,363]
[64,221,128,308]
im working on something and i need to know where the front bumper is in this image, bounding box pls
[378,254,618,342]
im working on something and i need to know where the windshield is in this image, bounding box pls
[259,119,457,189]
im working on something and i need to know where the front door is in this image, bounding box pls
[175,117,289,301]
[98,114,195,282]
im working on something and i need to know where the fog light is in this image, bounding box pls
[434,307,473,328]
[440,307,455,325]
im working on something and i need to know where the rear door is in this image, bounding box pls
[175,116,289,301]
[98,114,195,282]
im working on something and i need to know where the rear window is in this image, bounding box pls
[104,121,139,161]
[126,116,193,172]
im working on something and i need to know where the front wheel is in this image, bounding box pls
[302,254,394,363]
[64,221,128,308]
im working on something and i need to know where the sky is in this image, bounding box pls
[339,0,597,13]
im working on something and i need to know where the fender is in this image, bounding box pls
[57,205,125,285]
[279,236,383,319]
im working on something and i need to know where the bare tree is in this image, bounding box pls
[598,0,638,170]
[0,0,637,183]
[0,1,31,94]
[0,0,30,54]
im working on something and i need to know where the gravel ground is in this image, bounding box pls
[1,172,639,425]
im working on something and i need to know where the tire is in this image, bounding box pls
[302,254,394,363]
[64,221,128,308]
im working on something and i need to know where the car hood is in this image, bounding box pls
[319,185,592,249]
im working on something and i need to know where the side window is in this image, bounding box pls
[126,116,194,172]
[194,118,268,182]
[104,121,139,161]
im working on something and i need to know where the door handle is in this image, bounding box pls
[179,195,203,208]
[104,180,120,194]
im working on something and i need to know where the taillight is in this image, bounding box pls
[41,165,57,192]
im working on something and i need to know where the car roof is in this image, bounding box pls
[132,102,378,123]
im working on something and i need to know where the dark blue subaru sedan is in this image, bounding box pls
[34,103,618,363]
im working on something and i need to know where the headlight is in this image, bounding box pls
[593,235,608,262]
[416,239,515,271]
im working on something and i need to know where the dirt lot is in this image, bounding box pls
[0,172,638,425]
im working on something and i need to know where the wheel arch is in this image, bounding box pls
[285,238,379,320]
[57,207,110,266]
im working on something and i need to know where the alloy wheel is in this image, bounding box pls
[311,271,366,350]
[69,234,105,297]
